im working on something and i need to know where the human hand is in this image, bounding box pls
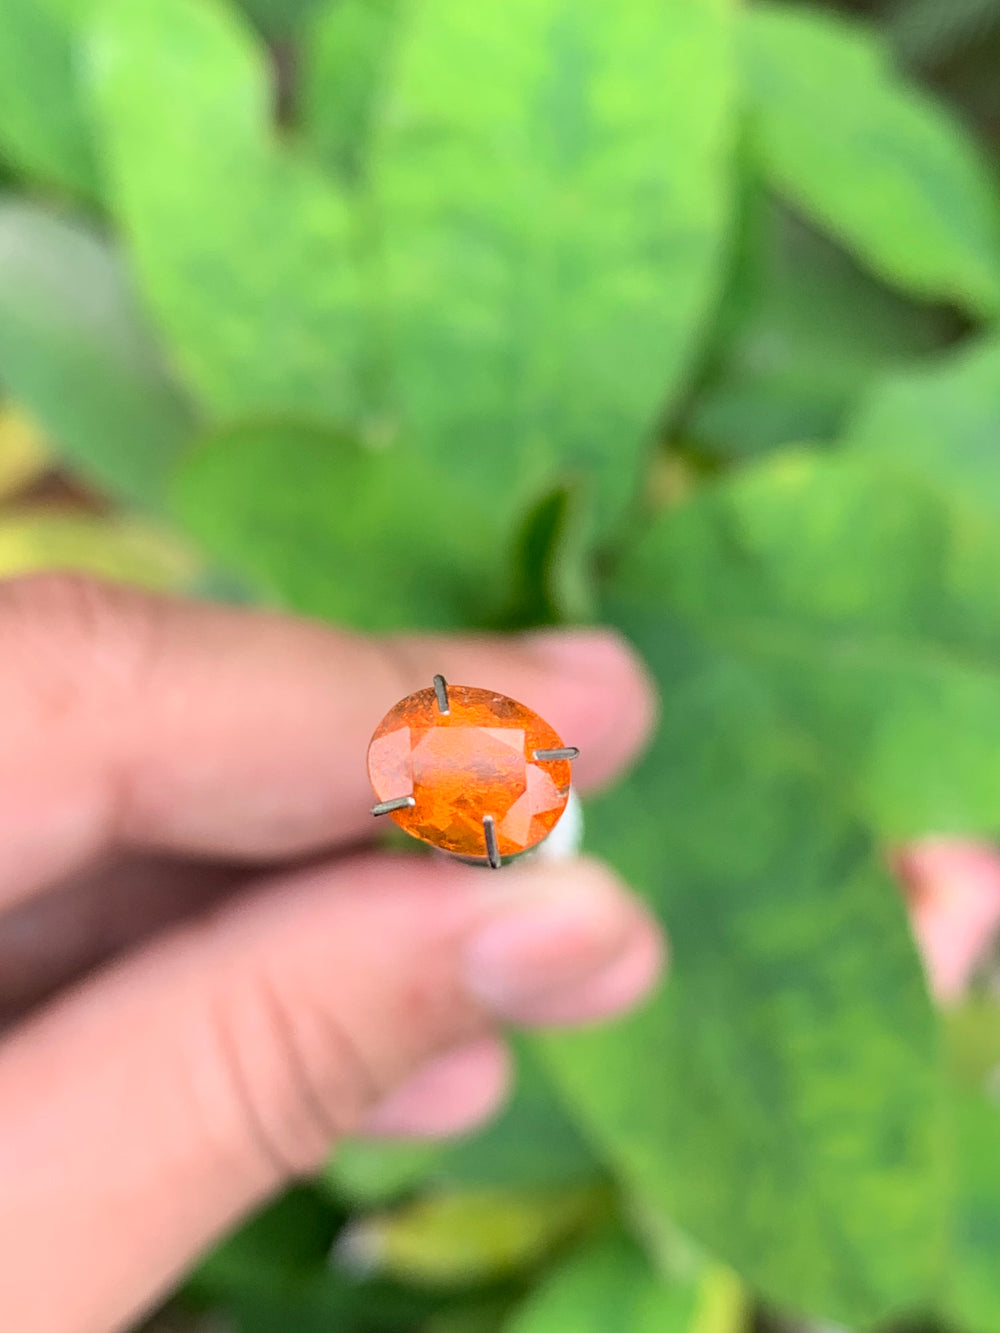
[896,839,1000,1002]
[0,574,662,1333]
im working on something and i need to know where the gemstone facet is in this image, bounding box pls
[367,685,573,860]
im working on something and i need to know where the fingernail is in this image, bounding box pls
[462,860,664,1025]
[361,1038,511,1139]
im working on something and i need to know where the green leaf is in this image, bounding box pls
[0,201,197,506]
[300,0,399,188]
[542,717,945,1324]
[424,1303,513,1333]
[199,1185,342,1279]
[236,0,325,41]
[87,0,366,427]
[689,193,951,461]
[328,1140,446,1209]
[371,0,735,534]
[506,1233,738,1333]
[947,1088,1000,1333]
[740,4,1000,314]
[627,451,1000,839]
[536,451,969,1324]
[188,1184,442,1333]
[891,0,1000,66]
[171,420,500,630]
[0,0,101,200]
[846,336,1000,522]
[940,1002,1000,1333]
[494,484,595,629]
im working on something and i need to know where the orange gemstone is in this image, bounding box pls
[367,685,573,859]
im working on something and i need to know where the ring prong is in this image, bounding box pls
[533,747,579,762]
[483,814,502,869]
[433,674,450,715]
[372,795,416,816]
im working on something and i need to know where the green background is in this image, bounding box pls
[2,0,1000,1329]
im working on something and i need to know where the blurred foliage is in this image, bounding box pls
[0,202,198,506]
[944,998,1000,1333]
[2,0,1000,1331]
[332,1184,608,1286]
[0,405,47,500]
[741,4,1000,314]
[505,1233,746,1333]
[891,0,1000,66]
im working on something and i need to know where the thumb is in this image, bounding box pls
[0,852,662,1333]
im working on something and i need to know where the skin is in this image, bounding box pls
[895,839,1000,1003]
[2,573,997,1333]
[0,573,664,1333]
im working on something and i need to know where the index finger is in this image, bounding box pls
[0,574,656,908]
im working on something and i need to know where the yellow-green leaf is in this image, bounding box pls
[334,1185,607,1286]
[0,407,48,503]
[0,511,199,589]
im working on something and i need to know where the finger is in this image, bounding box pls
[0,853,247,1023]
[0,853,663,1333]
[359,1036,513,1139]
[0,573,656,907]
[895,838,1000,1003]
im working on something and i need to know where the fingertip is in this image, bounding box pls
[359,1037,512,1139]
[517,916,665,1026]
[516,627,658,790]
[895,837,1000,1003]
[461,855,666,1026]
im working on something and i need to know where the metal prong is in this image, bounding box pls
[533,747,579,762]
[432,674,450,715]
[483,815,502,869]
[371,795,416,816]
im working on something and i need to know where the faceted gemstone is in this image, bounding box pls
[367,685,573,859]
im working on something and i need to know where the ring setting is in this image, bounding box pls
[367,675,579,868]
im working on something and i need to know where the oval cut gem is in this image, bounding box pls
[367,685,572,859]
